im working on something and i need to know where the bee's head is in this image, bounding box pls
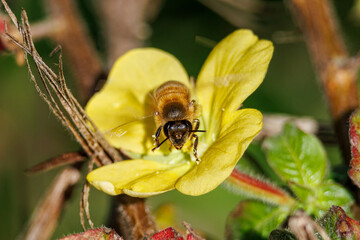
[164,120,192,150]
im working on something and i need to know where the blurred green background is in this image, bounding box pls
[1,0,359,239]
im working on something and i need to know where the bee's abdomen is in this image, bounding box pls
[154,81,189,99]
[154,81,191,122]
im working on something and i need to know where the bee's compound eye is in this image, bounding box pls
[163,121,172,138]
[181,120,192,130]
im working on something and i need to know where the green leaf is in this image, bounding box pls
[225,200,289,240]
[245,142,285,186]
[264,123,327,190]
[317,206,360,240]
[315,181,353,217]
[268,229,296,240]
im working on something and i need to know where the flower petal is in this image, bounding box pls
[87,159,193,197]
[196,30,273,143]
[128,162,193,196]
[87,159,168,195]
[86,48,190,153]
[175,109,263,196]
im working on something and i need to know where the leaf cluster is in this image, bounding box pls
[226,123,354,239]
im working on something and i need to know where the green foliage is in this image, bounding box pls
[226,123,353,239]
[315,181,353,215]
[264,123,326,188]
[226,200,289,240]
[264,123,352,217]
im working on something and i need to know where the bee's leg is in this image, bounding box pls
[193,119,200,132]
[192,134,200,162]
[152,125,162,151]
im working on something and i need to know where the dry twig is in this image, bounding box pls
[1,1,121,165]
[20,167,81,240]
[26,151,87,174]
[1,0,121,235]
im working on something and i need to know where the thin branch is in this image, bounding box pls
[26,151,87,174]
[80,182,94,230]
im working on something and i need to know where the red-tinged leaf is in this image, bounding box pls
[349,109,360,188]
[59,227,122,240]
[151,227,184,240]
[318,206,360,239]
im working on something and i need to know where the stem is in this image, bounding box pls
[227,168,297,206]
[107,195,157,239]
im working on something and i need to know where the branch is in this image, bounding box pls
[289,0,359,163]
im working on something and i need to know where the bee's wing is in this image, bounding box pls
[104,115,156,154]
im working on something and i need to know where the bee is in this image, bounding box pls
[152,80,205,161]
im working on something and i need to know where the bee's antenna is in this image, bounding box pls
[152,138,169,151]
[190,130,206,133]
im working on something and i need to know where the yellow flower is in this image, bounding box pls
[86,29,273,197]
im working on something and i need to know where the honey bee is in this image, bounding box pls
[152,80,205,161]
